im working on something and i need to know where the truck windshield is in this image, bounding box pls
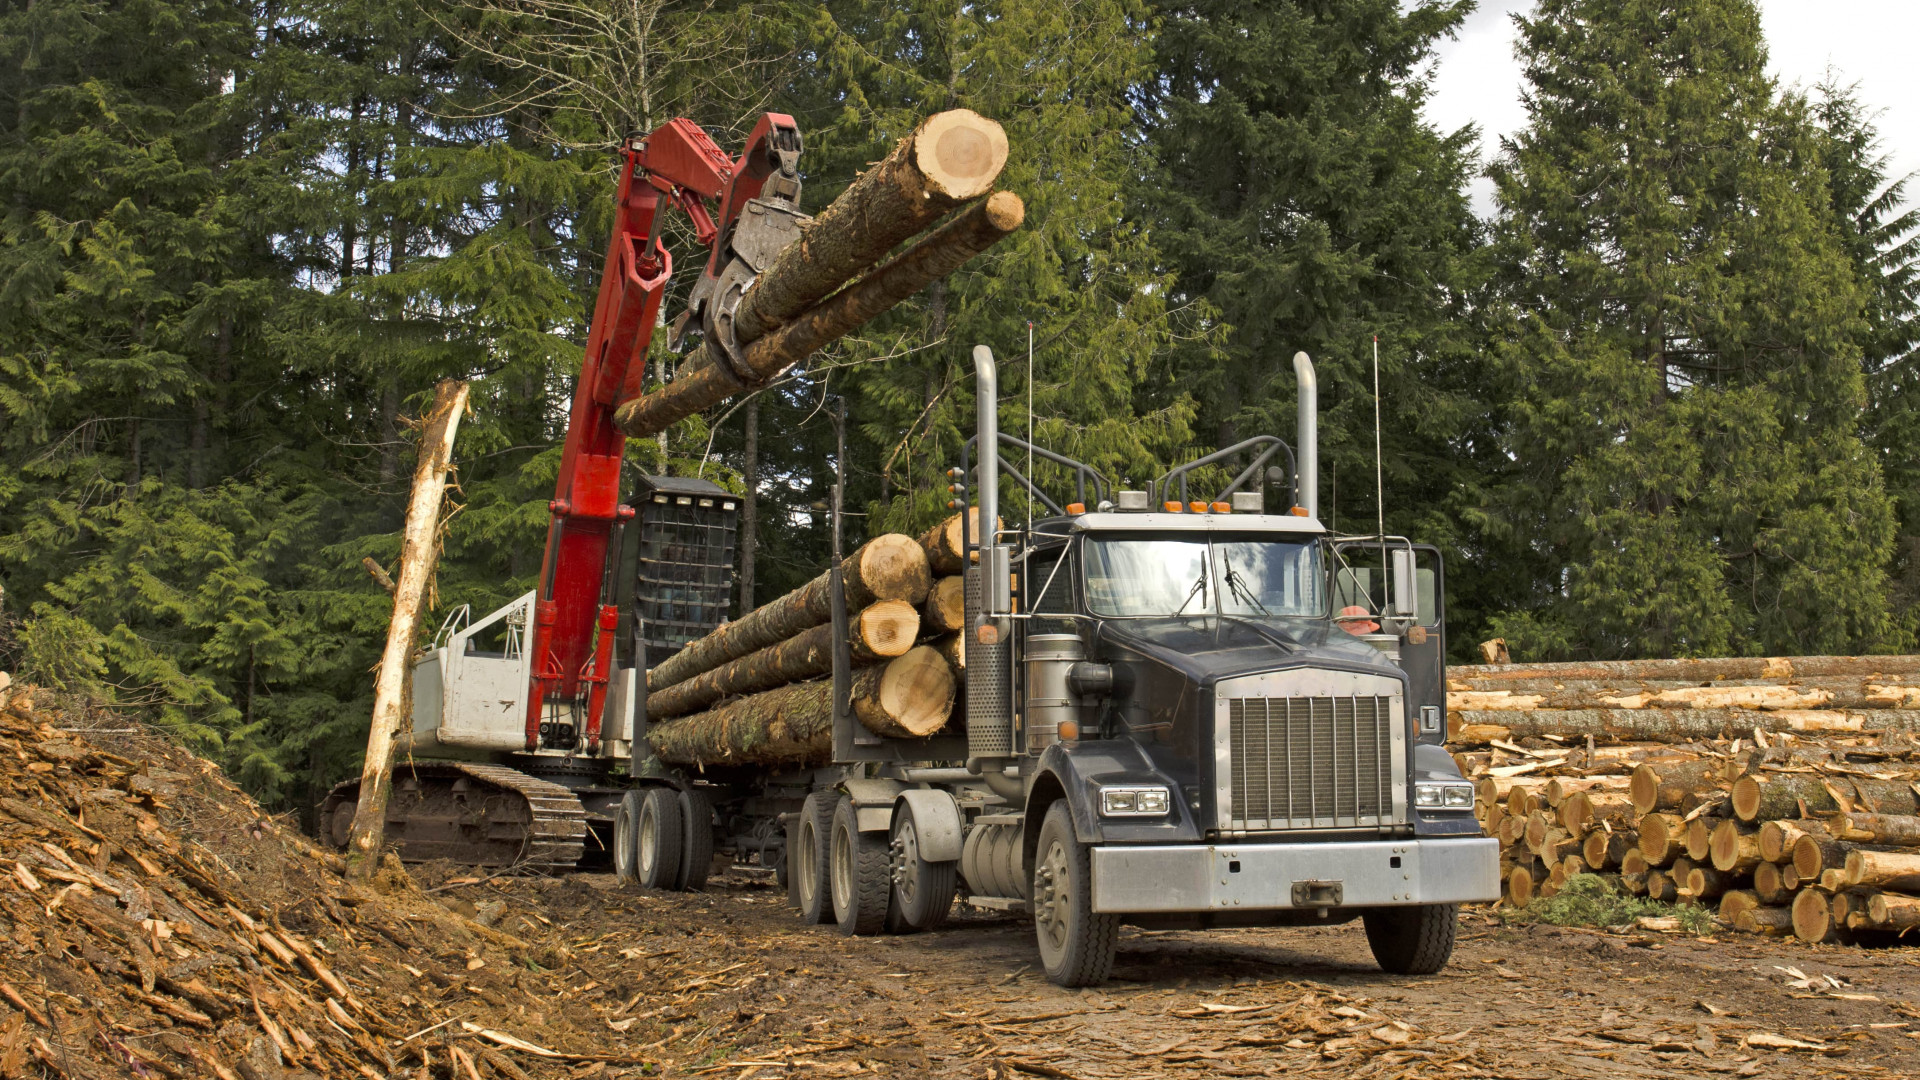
[1083,536,1323,618]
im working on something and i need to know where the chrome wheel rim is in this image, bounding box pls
[797,820,819,906]
[1034,838,1071,955]
[831,821,854,914]
[615,804,634,876]
[638,803,659,878]
[893,819,919,907]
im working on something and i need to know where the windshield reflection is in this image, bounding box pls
[1084,537,1323,618]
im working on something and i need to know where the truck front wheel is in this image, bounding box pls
[1032,803,1119,987]
[1362,903,1458,974]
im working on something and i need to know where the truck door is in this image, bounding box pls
[1330,542,1446,744]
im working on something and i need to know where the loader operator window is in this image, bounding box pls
[1084,536,1323,618]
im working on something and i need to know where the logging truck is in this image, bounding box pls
[319,108,1499,986]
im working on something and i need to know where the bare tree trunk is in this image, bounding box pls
[740,395,759,615]
[346,379,470,881]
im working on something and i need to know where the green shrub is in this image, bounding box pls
[1505,873,1716,934]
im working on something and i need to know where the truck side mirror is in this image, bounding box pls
[1389,548,1417,620]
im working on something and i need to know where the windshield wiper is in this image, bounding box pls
[1221,556,1270,616]
[1173,553,1209,616]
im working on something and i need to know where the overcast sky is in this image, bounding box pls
[1424,1,1920,217]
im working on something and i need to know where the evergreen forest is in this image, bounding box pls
[4,0,1918,813]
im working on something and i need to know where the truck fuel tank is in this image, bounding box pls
[1024,634,1086,753]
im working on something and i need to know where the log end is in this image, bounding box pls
[982,189,1025,231]
[858,533,935,604]
[856,645,956,738]
[1628,764,1659,816]
[1729,774,1762,823]
[1791,886,1834,943]
[857,600,922,658]
[914,109,1010,200]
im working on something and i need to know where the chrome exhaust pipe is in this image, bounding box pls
[1293,350,1317,519]
[968,345,1015,764]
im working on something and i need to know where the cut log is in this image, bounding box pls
[1506,783,1536,818]
[1483,801,1506,837]
[1830,812,1920,847]
[1562,790,1635,834]
[1683,866,1733,901]
[1866,891,1920,930]
[1449,656,1920,683]
[617,190,1024,438]
[1844,848,1920,891]
[1779,860,1801,891]
[348,379,469,881]
[1644,869,1677,902]
[1630,760,1728,816]
[1507,862,1546,906]
[646,600,921,719]
[647,646,955,765]
[1753,860,1789,905]
[1584,829,1636,870]
[1708,820,1764,874]
[1792,887,1837,943]
[933,631,965,683]
[1729,772,1920,823]
[648,534,931,691]
[1450,723,1511,746]
[1451,707,1920,743]
[1498,814,1526,848]
[1620,848,1649,894]
[1820,868,1850,893]
[1792,835,1851,881]
[1544,775,1630,808]
[1717,889,1761,922]
[922,575,965,634]
[918,510,999,575]
[1685,817,1717,864]
[1637,813,1685,867]
[1734,906,1794,937]
[1758,819,1828,865]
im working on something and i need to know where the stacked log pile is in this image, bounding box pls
[646,513,988,768]
[1453,656,1920,945]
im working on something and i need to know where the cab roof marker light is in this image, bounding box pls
[1163,501,1184,513]
[1210,501,1231,513]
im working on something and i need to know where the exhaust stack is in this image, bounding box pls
[1293,351,1317,520]
[967,346,1015,765]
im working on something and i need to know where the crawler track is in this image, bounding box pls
[320,760,588,869]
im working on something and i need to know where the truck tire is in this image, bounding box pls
[678,786,714,891]
[613,789,645,885]
[636,787,685,890]
[830,795,890,936]
[1032,802,1119,987]
[791,792,834,924]
[1362,903,1458,974]
[889,806,957,931]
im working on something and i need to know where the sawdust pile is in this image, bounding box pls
[0,676,652,1079]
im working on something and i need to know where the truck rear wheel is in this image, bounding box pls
[1362,903,1458,974]
[889,807,956,932]
[678,786,714,891]
[1032,803,1119,987]
[636,787,685,890]
[791,792,834,924]
[613,790,645,885]
[830,795,890,936]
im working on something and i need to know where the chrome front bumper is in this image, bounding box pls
[1088,836,1500,914]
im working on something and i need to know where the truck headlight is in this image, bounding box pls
[1100,786,1170,816]
[1415,781,1475,810]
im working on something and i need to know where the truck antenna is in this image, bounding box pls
[1374,334,1389,608]
[1027,320,1035,539]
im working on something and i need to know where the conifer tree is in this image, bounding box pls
[1485,0,1895,658]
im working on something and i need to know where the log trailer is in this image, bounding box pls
[321,111,1500,987]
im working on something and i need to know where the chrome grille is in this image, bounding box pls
[1225,695,1395,831]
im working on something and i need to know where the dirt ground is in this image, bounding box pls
[419,864,1920,1080]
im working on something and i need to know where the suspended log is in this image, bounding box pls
[1620,848,1649,894]
[648,534,930,692]
[1734,906,1794,937]
[1844,848,1920,891]
[1758,819,1828,865]
[918,510,999,575]
[922,575,965,634]
[1708,820,1764,874]
[348,379,469,881]
[1793,835,1851,881]
[1730,772,1919,824]
[1831,812,1920,846]
[1793,887,1839,943]
[646,600,921,719]
[1450,708,1920,742]
[617,192,1025,438]
[1630,760,1728,815]
[1866,891,1920,930]
[1637,813,1685,866]
[1583,829,1636,870]
[648,646,956,766]
[1753,860,1790,905]
[1450,656,1920,683]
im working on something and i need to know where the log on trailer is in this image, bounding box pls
[646,600,921,720]
[923,575,965,634]
[647,533,931,692]
[919,509,998,575]
[647,645,955,766]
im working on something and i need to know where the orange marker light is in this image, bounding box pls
[976,623,1001,645]
[1289,506,1309,517]
[1057,719,1080,741]
[1163,501,1184,513]
[1065,502,1086,515]
[1210,501,1231,513]
[1189,501,1208,514]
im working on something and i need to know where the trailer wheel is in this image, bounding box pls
[1362,903,1458,974]
[830,796,890,936]
[613,790,645,885]
[1032,802,1118,987]
[889,807,956,931]
[791,792,834,924]
[678,786,714,892]
[636,787,685,890]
